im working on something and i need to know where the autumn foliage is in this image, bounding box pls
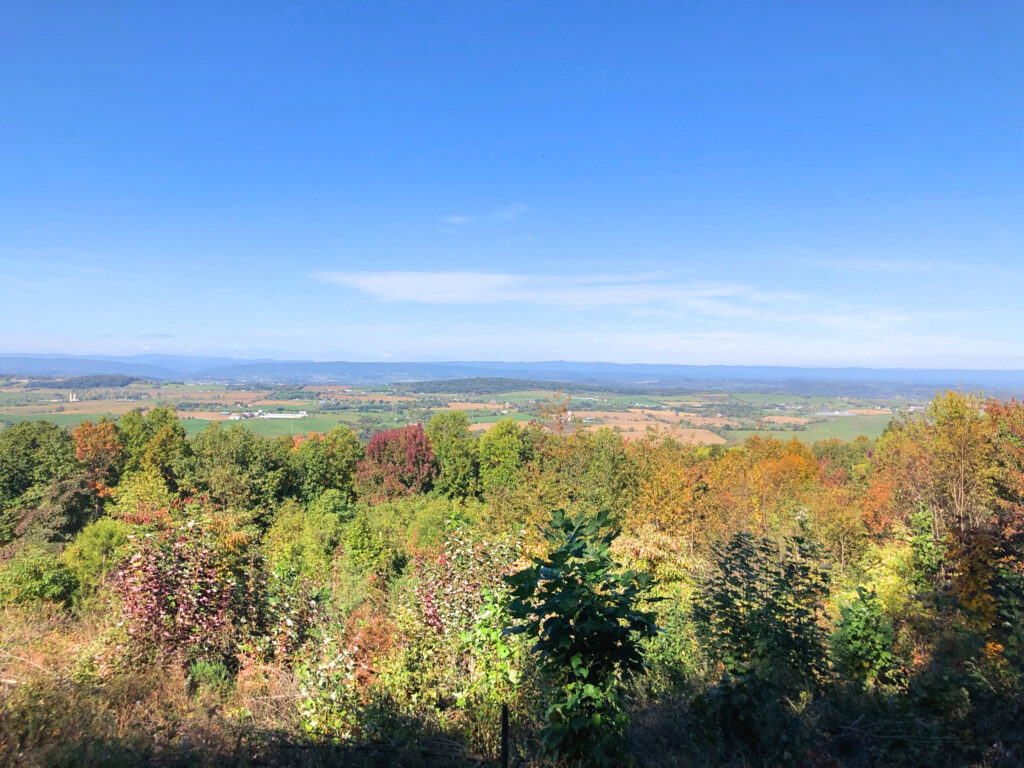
[71,419,123,491]
[3,394,1024,766]
[354,423,437,502]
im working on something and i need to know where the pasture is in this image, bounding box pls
[725,413,894,444]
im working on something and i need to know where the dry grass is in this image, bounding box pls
[138,387,274,405]
[467,410,727,444]
[310,388,416,403]
[0,401,147,417]
[647,409,739,428]
[606,426,726,444]
[0,606,478,767]
[575,410,728,444]
[761,415,810,425]
[0,606,286,766]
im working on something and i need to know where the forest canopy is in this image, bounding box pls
[0,390,1022,766]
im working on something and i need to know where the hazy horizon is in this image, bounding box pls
[7,351,1024,376]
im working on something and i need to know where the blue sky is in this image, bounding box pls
[2,1,1022,367]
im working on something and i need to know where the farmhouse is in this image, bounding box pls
[228,409,308,420]
[260,410,308,420]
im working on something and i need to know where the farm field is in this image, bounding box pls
[725,413,895,444]
[0,411,120,429]
[0,376,916,445]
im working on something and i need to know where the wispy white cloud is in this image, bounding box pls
[311,270,965,340]
[442,203,530,227]
[313,270,808,320]
[318,271,521,304]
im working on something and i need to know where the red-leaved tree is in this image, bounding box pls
[355,423,437,503]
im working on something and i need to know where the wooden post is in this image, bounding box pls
[501,702,509,768]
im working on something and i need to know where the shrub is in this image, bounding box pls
[832,586,898,688]
[364,495,483,552]
[695,531,831,693]
[909,504,944,584]
[295,634,362,742]
[692,670,814,765]
[637,583,705,698]
[614,523,706,698]
[341,510,406,587]
[262,497,345,585]
[110,521,255,665]
[385,530,522,693]
[0,548,78,607]
[187,658,234,698]
[308,486,353,520]
[505,509,659,766]
[61,517,131,600]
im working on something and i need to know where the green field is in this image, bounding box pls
[597,394,667,407]
[181,413,412,437]
[725,413,894,444]
[733,394,840,408]
[0,412,127,428]
[463,411,536,425]
[179,417,340,437]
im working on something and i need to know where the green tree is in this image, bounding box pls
[110,467,177,524]
[873,391,996,536]
[289,425,363,503]
[927,390,996,532]
[427,410,480,498]
[478,419,525,497]
[505,509,659,766]
[119,407,187,483]
[0,421,78,508]
[535,428,633,515]
[27,473,101,543]
[0,421,81,544]
[180,422,287,511]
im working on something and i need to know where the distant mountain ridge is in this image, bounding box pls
[3,353,1024,394]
